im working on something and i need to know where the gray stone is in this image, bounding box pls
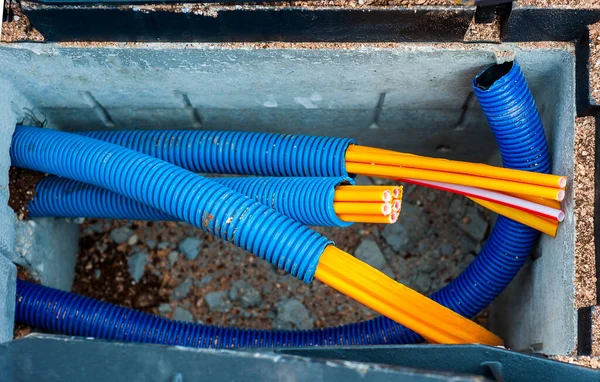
[353,175,373,185]
[168,251,179,268]
[459,253,477,270]
[440,243,454,256]
[200,275,213,284]
[420,256,438,274]
[145,239,157,249]
[205,291,232,312]
[460,237,478,254]
[229,280,262,308]
[455,207,489,241]
[128,251,147,283]
[381,265,395,279]
[127,234,139,246]
[178,237,203,260]
[83,222,104,235]
[173,307,193,323]
[274,299,314,330]
[171,277,193,301]
[110,227,133,244]
[354,239,387,270]
[412,274,432,294]
[449,198,467,219]
[158,241,170,250]
[94,269,101,280]
[382,203,426,252]
[158,303,172,315]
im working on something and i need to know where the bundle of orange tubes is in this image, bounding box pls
[334,185,403,224]
[345,145,567,237]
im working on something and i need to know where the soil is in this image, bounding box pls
[8,168,46,220]
[70,183,490,330]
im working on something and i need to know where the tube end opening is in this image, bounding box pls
[475,61,514,90]
[382,203,392,216]
[383,190,393,203]
[557,211,565,223]
[557,189,566,202]
[559,177,567,189]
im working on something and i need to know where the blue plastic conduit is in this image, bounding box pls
[11,127,330,283]
[29,176,353,227]
[79,130,354,178]
[14,60,549,347]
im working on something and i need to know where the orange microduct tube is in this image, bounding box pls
[334,189,393,202]
[315,246,504,345]
[347,162,565,201]
[338,214,397,224]
[470,196,558,237]
[346,145,567,188]
[333,202,392,215]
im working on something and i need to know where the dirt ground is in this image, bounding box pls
[70,179,491,331]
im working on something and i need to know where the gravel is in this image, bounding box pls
[382,202,427,253]
[127,251,148,283]
[110,227,134,244]
[229,280,262,308]
[275,299,314,330]
[171,277,193,301]
[168,251,179,268]
[158,303,172,315]
[354,239,387,270]
[178,237,203,260]
[455,207,489,241]
[173,307,193,323]
[70,186,491,335]
[205,291,232,313]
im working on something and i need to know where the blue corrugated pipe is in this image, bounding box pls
[80,130,354,178]
[28,176,353,227]
[11,127,330,283]
[14,60,549,347]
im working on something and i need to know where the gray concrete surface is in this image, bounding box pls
[0,78,24,343]
[12,218,80,291]
[0,42,577,354]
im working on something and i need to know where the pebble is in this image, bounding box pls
[168,251,179,268]
[94,269,101,279]
[440,243,454,256]
[274,299,314,330]
[449,198,467,219]
[354,239,387,270]
[381,265,396,279]
[412,273,432,294]
[83,222,104,235]
[178,237,203,260]
[382,203,426,253]
[110,227,134,244]
[196,275,213,286]
[205,291,232,312]
[128,234,139,246]
[158,241,171,250]
[173,307,193,323]
[158,303,172,315]
[127,251,147,282]
[145,239,157,249]
[353,175,373,185]
[229,280,262,308]
[455,207,489,241]
[171,277,193,301]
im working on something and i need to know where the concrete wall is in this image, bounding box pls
[0,42,577,354]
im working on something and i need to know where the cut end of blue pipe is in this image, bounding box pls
[474,61,514,90]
